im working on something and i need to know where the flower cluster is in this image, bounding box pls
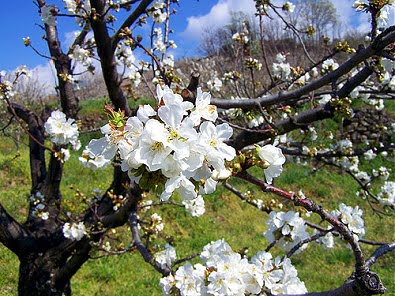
[282,1,295,13]
[232,32,249,44]
[245,57,262,71]
[153,28,167,53]
[315,229,335,249]
[206,77,223,92]
[182,195,205,217]
[256,144,286,184]
[264,211,309,251]
[63,0,90,15]
[69,45,92,67]
[80,86,236,213]
[44,110,81,151]
[148,0,167,24]
[154,244,177,269]
[116,45,142,86]
[377,181,395,206]
[63,222,87,241]
[40,4,58,26]
[150,213,165,234]
[159,239,307,295]
[272,53,291,80]
[331,203,365,240]
[322,58,339,73]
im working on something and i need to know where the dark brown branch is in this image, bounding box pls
[90,0,132,116]
[210,27,395,110]
[229,64,375,150]
[68,22,92,55]
[0,203,37,257]
[37,0,80,119]
[236,171,367,274]
[365,243,395,268]
[129,210,172,276]
[111,0,154,50]
[236,171,388,295]
[9,103,47,190]
[54,239,92,290]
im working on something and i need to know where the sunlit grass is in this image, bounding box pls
[0,106,394,295]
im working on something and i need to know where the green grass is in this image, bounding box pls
[0,106,394,295]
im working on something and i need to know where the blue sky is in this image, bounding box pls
[0,0,218,71]
[0,0,393,82]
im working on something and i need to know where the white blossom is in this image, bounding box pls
[207,77,223,92]
[282,1,295,13]
[83,85,235,213]
[319,94,331,105]
[322,59,339,72]
[332,203,365,240]
[162,240,307,296]
[264,211,310,251]
[273,61,291,80]
[154,244,177,269]
[372,166,390,180]
[44,110,80,149]
[69,45,91,66]
[257,144,286,184]
[148,0,167,23]
[315,228,335,249]
[377,181,395,206]
[151,213,164,233]
[364,149,376,160]
[41,5,57,26]
[189,88,218,126]
[183,195,205,217]
[63,222,87,241]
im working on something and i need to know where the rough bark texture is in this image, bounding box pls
[90,0,132,116]
[18,255,72,296]
[37,0,80,119]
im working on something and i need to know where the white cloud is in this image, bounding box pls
[27,61,58,94]
[182,0,255,41]
[332,0,394,35]
[182,0,395,43]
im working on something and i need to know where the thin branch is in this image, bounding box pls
[210,27,395,110]
[129,210,172,276]
[111,0,154,49]
[365,243,395,268]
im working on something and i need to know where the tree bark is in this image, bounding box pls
[90,0,132,116]
[18,255,71,296]
[37,0,80,119]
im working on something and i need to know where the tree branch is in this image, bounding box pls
[54,239,92,291]
[0,203,37,258]
[90,0,132,116]
[111,0,154,50]
[129,210,172,276]
[229,64,375,150]
[210,27,395,110]
[365,243,395,269]
[37,0,80,118]
[8,103,47,190]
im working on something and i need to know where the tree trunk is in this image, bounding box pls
[18,254,71,296]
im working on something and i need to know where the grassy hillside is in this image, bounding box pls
[0,99,394,295]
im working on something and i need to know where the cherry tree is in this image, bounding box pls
[0,0,394,295]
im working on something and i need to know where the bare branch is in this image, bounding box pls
[129,210,172,276]
[0,203,37,257]
[365,243,395,268]
[210,27,395,110]
[111,0,154,49]
[90,0,132,116]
